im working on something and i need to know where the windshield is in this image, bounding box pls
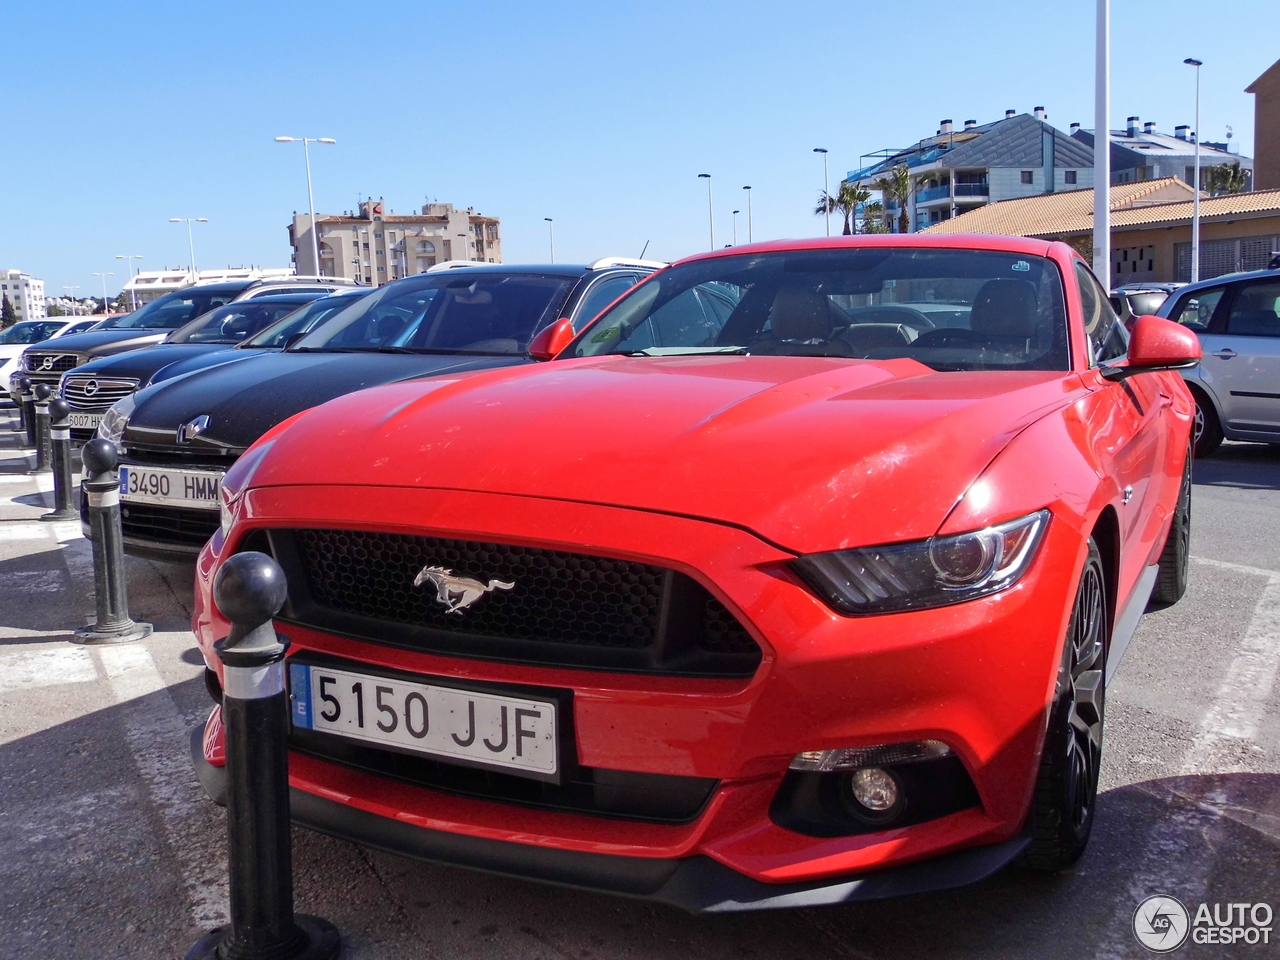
[168,299,321,344]
[95,287,240,330]
[0,321,66,344]
[573,248,1069,372]
[292,273,573,355]
[242,294,367,348]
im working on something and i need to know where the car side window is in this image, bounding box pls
[1167,287,1225,332]
[572,276,638,328]
[1225,281,1280,337]
[1074,262,1127,364]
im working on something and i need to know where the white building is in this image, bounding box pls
[1,270,46,321]
[123,266,299,305]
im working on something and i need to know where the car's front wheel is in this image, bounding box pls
[1192,391,1223,458]
[1020,539,1107,872]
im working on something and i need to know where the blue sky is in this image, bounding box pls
[3,0,1278,297]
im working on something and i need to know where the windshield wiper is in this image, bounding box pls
[620,346,750,357]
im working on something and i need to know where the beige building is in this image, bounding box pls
[922,177,1280,285]
[1247,59,1280,191]
[1,270,46,321]
[290,199,502,287]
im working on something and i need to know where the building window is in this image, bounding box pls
[1064,170,1077,184]
[377,265,384,272]
[1020,171,1034,184]
[416,240,435,254]
[374,232,383,239]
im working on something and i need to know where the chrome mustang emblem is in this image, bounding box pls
[413,565,515,614]
[176,414,211,444]
[82,379,100,396]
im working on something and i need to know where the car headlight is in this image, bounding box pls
[96,393,137,447]
[790,509,1050,615]
[217,439,275,541]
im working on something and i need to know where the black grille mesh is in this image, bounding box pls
[287,528,757,668]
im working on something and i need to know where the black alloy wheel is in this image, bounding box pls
[1152,444,1192,606]
[1191,391,1223,458]
[1020,540,1107,872]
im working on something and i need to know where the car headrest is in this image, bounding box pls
[970,279,1040,338]
[769,288,833,341]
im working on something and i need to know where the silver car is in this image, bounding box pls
[1158,269,1280,455]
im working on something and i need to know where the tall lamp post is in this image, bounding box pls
[1092,0,1110,285]
[92,272,114,316]
[814,148,830,237]
[275,136,336,277]
[544,218,555,263]
[698,174,714,249]
[743,186,753,243]
[732,210,740,246]
[63,285,80,316]
[169,218,208,277]
[457,233,470,262]
[115,255,142,311]
[1184,58,1203,283]
[351,257,361,283]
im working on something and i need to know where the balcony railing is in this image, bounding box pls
[916,185,951,203]
[955,183,989,196]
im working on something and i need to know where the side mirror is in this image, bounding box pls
[1100,314,1201,381]
[527,317,574,361]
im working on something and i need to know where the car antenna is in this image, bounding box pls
[638,240,650,259]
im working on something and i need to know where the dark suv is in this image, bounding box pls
[94,260,659,561]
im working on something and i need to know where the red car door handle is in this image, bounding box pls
[1212,348,1237,359]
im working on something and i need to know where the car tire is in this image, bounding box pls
[1020,539,1107,872]
[1151,445,1192,606]
[1191,391,1223,458]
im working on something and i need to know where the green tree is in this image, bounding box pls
[47,303,67,317]
[815,182,872,235]
[113,291,131,312]
[1,295,16,328]
[1203,160,1249,196]
[870,165,913,233]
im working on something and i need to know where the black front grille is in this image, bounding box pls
[260,528,761,677]
[119,502,219,548]
[25,352,81,376]
[124,443,240,469]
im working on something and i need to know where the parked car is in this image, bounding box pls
[58,293,332,442]
[1157,268,1280,456]
[1109,282,1181,332]
[95,259,659,561]
[0,317,103,389]
[8,277,354,407]
[191,236,1199,910]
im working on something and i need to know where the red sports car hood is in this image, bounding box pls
[251,355,1085,554]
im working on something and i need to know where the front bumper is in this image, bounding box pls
[194,483,1078,895]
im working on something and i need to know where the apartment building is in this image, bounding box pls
[1069,116,1252,188]
[290,199,502,286]
[1,270,47,321]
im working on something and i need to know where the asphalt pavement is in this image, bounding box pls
[0,405,1275,960]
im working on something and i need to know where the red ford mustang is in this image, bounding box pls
[191,235,1200,911]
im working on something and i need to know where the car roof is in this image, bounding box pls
[221,293,326,305]
[1175,268,1280,292]
[672,233,1056,267]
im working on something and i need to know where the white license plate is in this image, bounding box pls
[289,663,558,779]
[68,412,102,430]
[118,465,223,509]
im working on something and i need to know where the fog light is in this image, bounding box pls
[849,768,898,811]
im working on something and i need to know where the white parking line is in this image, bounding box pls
[97,645,229,931]
[0,524,50,541]
[0,645,98,692]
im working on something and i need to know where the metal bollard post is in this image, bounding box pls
[72,439,153,644]
[17,376,36,447]
[186,552,341,960]
[31,384,53,474]
[40,399,78,521]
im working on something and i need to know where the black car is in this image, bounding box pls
[95,260,656,561]
[11,278,352,404]
[58,293,338,442]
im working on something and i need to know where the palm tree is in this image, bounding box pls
[1203,160,1250,196]
[871,165,913,233]
[814,182,872,235]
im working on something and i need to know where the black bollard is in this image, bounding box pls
[31,384,53,474]
[40,399,78,521]
[17,376,36,447]
[186,552,340,960]
[72,439,153,644]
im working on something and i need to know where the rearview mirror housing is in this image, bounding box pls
[1100,314,1201,381]
[527,317,574,361]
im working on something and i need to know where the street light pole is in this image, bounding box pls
[115,255,142,311]
[276,136,337,277]
[63,286,80,316]
[92,272,114,316]
[169,218,208,277]
[1092,0,1110,285]
[544,218,555,263]
[814,148,830,237]
[1184,58,1203,283]
[743,186,753,243]
[698,174,714,249]
[732,210,739,246]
